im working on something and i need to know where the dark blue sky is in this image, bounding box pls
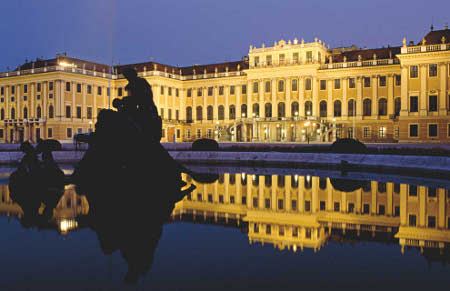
[0,0,448,71]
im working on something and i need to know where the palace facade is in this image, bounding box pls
[0,28,449,143]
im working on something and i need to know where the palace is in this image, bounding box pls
[0,27,449,143]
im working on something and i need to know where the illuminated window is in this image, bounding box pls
[305,78,312,90]
[241,85,247,95]
[291,79,298,91]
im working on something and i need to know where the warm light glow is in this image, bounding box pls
[252,175,256,181]
[332,118,336,122]
[307,111,311,115]
[317,129,321,133]
[59,219,78,233]
[301,129,305,133]
[59,62,76,68]
[306,175,311,182]
[242,113,246,117]
[304,121,310,127]
[293,245,297,252]
[295,111,298,116]
[294,175,298,181]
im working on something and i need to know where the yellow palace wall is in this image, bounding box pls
[0,37,449,143]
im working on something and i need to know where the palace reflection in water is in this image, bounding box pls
[0,174,449,260]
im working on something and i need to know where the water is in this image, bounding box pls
[0,166,449,290]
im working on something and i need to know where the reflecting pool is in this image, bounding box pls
[0,167,449,290]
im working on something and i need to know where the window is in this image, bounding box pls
[378,98,387,116]
[428,216,436,228]
[176,89,179,97]
[48,105,54,118]
[196,106,202,121]
[86,107,92,119]
[349,78,356,88]
[266,55,272,66]
[219,195,224,204]
[76,106,81,118]
[320,201,326,211]
[49,82,54,91]
[409,214,417,226]
[252,103,259,117]
[0,109,3,120]
[395,75,401,86]
[187,89,192,97]
[219,86,224,95]
[429,95,437,112]
[305,78,312,90]
[334,202,340,212]
[23,84,28,93]
[253,82,258,93]
[334,100,341,117]
[36,94,40,100]
[429,64,437,77]
[160,86,164,95]
[65,106,71,118]
[23,96,27,101]
[66,82,71,91]
[241,104,247,117]
[428,124,437,137]
[409,185,417,196]
[379,76,386,87]
[320,80,326,90]
[305,200,311,211]
[291,79,298,91]
[66,128,73,138]
[186,107,192,122]
[207,106,213,120]
[48,128,53,138]
[293,52,299,63]
[168,109,172,120]
[0,87,3,95]
[185,129,191,139]
[305,101,312,116]
[254,56,259,67]
[363,204,370,214]
[291,102,299,117]
[363,127,370,139]
[348,203,355,213]
[278,102,285,118]
[168,87,172,96]
[364,77,371,87]
[264,103,272,118]
[410,66,418,78]
[334,79,340,89]
[394,98,401,116]
[265,81,271,93]
[306,51,312,63]
[230,86,235,95]
[229,105,236,120]
[118,88,123,96]
[97,87,102,95]
[253,197,258,207]
[264,198,271,209]
[409,124,418,137]
[319,101,327,117]
[196,129,202,139]
[348,99,356,116]
[266,225,271,234]
[23,107,28,118]
[87,85,92,94]
[394,183,400,194]
[242,85,247,95]
[208,194,213,202]
[291,200,297,211]
[410,96,418,112]
[278,199,284,210]
[278,80,284,92]
[36,106,41,118]
[363,99,371,116]
[77,83,81,93]
[279,54,285,64]
[218,105,224,120]
[11,85,15,94]
[428,187,437,198]
[379,205,385,215]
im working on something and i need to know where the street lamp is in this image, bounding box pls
[304,121,311,144]
[88,121,93,133]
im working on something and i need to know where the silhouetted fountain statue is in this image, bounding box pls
[9,139,66,226]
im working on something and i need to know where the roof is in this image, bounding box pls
[418,28,450,45]
[16,56,111,73]
[327,46,401,63]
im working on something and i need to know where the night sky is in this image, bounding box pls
[0,0,448,71]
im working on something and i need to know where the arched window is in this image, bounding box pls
[186,106,192,122]
[207,105,213,120]
[277,175,285,187]
[291,175,298,188]
[0,109,4,120]
[378,98,387,116]
[265,175,272,187]
[319,101,327,117]
[264,103,272,118]
[48,105,54,119]
[319,177,327,190]
[305,78,312,90]
[252,103,259,117]
[278,80,284,92]
[36,106,41,119]
[11,108,15,120]
[241,104,247,118]
[333,100,342,117]
[363,99,371,116]
[278,102,285,118]
[304,176,312,189]
[291,102,299,117]
[348,99,356,117]
[218,105,224,120]
[229,105,236,120]
[305,101,312,116]
[394,97,401,116]
[23,107,28,119]
[196,106,202,121]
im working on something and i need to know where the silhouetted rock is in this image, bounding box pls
[330,138,367,154]
[330,178,365,192]
[192,138,219,151]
